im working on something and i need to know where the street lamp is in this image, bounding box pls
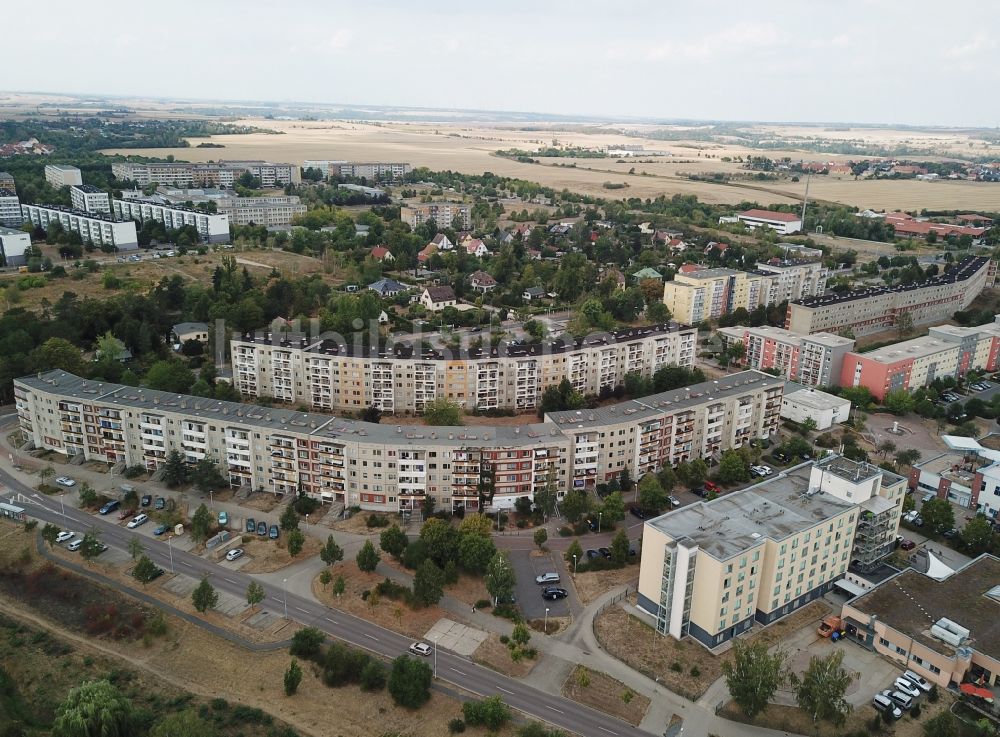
[282,577,288,619]
[573,554,578,575]
[60,493,65,518]
[209,489,214,510]
[598,511,603,534]
[544,607,550,635]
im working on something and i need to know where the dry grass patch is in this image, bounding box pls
[528,616,570,636]
[561,666,650,726]
[330,511,404,534]
[471,633,536,678]
[572,567,639,606]
[719,697,948,737]
[312,562,445,639]
[241,493,284,513]
[237,534,323,574]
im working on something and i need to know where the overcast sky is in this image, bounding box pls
[9,0,1000,127]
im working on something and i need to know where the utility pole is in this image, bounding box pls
[800,171,812,230]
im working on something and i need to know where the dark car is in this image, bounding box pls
[899,539,916,551]
[629,506,648,520]
[773,451,790,463]
[542,587,568,600]
[246,517,256,533]
[586,518,598,531]
[586,549,600,560]
[141,494,152,507]
[598,547,611,559]
[691,486,707,498]
[99,499,120,515]
[154,497,166,510]
[257,521,268,536]
[269,525,279,540]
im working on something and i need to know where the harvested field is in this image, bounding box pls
[561,666,650,726]
[471,632,536,678]
[572,566,639,606]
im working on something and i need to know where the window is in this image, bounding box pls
[879,637,889,647]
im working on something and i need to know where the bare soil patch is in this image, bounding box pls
[572,567,639,606]
[471,633,536,678]
[237,533,323,574]
[241,492,285,513]
[561,666,650,726]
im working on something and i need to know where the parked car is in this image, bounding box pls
[690,486,707,498]
[140,495,152,507]
[268,525,279,540]
[772,451,790,463]
[246,517,256,533]
[668,495,681,508]
[542,587,568,600]
[56,530,75,543]
[873,694,902,720]
[903,670,932,692]
[257,521,268,536]
[99,499,120,515]
[883,689,913,710]
[408,642,432,657]
[704,481,720,494]
[153,524,168,536]
[225,548,245,562]
[943,528,958,538]
[899,539,916,550]
[535,572,560,585]
[66,538,83,552]
[154,497,166,510]
[629,506,648,520]
[894,678,921,699]
[586,549,600,560]
[55,476,76,487]
[218,511,228,526]
[127,513,148,529]
[586,517,598,531]
[598,547,611,559]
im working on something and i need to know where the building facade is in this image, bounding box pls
[14,368,782,512]
[112,199,230,244]
[718,326,855,387]
[112,161,295,188]
[0,226,31,266]
[231,323,698,414]
[215,195,306,226]
[20,204,138,251]
[70,185,111,214]
[787,256,994,337]
[44,164,82,188]
[400,202,471,230]
[638,457,904,649]
[0,172,15,191]
[780,383,851,430]
[0,188,22,226]
[839,317,1000,400]
[734,209,803,234]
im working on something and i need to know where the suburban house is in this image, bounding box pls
[430,233,454,251]
[417,244,437,264]
[494,230,514,245]
[172,322,210,347]
[667,238,688,253]
[463,238,489,258]
[514,223,533,239]
[369,278,407,297]
[632,267,664,282]
[421,286,457,311]
[370,246,395,262]
[523,286,546,301]
[470,270,498,293]
[705,242,728,256]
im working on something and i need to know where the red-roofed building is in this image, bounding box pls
[885,212,986,240]
[463,238,489,257]
[470,270,497,293]
[736,209,802,235]
[677,263,703,274]
[958,214,994,225]
[370,246,395,263]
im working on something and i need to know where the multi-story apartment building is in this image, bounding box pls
[303,161,411,180]
[214,195,306,226]
[20,204,138,252]
[400,202,471,230]
[0,172,15,191]
[231,323,698,413]
[0,226,31,266]
[111,161,295,188]
[839,317,1000,399]
[14,368,782,512]
[112,199,229,244]
[0,188,22,226]
[663,260,826,325]
[718,326,855,387]
[70,184,111,214]
[787,256,994,337]
[44,164,82,188]
[638,456,905,649]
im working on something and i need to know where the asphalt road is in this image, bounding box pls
[0,464,651,737]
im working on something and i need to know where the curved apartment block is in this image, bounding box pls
[14,369,783,513]
[231,323,698,414]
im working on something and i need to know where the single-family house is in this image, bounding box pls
[514,223,533,239]
[430,233,454,251]
[602,269,627,290]
[667,238,687,253]
[172,322,210,346]
[369,278,406,297]
[470,270,497,293]
[632,267,664,282]
[421,286,457,312]
[704,241,728,255]
[527,248,542,261]
[522,286,546,301]
[549,223,572,236]
[464,239,489,258]
[494,230,514,245]
[370,246,395,263]
[417,243,437,264]
[638,222,654,235]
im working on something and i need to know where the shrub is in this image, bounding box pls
[474,599,492,609]
[499,634,510,645]
[670,661,682,672]
[366,514,390,528]
[690,665,700,677]
[448,718,466,734]
[289,627,325,661]
[360,660,387,692]
[557,526,573,537]
[462,696,511,731]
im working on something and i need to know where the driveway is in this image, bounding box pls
[509,548,571,620]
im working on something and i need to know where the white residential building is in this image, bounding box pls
[70,185,111,214]
[44,165,82,188]
[20,204,138,251]
[0,188,22,226]
[112,161,295,188]
[780,382,851,430]
[112,199,230,244]
[0,226,31,266]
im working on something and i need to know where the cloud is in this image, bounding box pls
[643,22,782,62]
[324,29,354,53]
[944,33,995,59]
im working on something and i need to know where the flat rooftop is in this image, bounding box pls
[916,452,984,488]
[72,184,103,194]
[646,462,856,559]
[849,555,1000,662]
[783,382,850,411]
[861,336,957,363]
[676,267,738,280]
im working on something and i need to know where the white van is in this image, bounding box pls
[884,689,913,711]
[67,538,83,552]
[873,694,902,719]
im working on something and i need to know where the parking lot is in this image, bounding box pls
[509,548,575,620]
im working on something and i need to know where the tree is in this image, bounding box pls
[356,539,381,572]
[320,535,344,566]
[420,517,459,566]
[319,569,332,589]
[485,551,516,605]
[800,416,818,434]
[921,498,955,534]
[717,449,750,485]
[132,554,160,584]
[561,491,590,523]
[600,491,625,525]
[127,535,144,561]
[961,515,993,554]
[895,448,922,467]
[609,529,630,565]
[533,528,548,550]
[795,650,855,725]
[39,466,55,485]
[78,483,98,508]
[388,655,433,708]
[246,580,265,611]
[191,460,226,493]
[23,519,37,536]
[565,539,583,566]
[280,504,300,532]
[458,533,495,574]
[190,503,213,542]
[52,679,135,737]
[287,529,305,556]
[462,696,512,731]
[379,525,409,559]
[458,513,494,538]
[192,576,219,613]
[284,659,303,696]
[79,532,103,562]
[722,639,786,718]
[883,389,915,415]
[897,311,915,336]
[922,711,957,737]
[637,473,668,514]
[877,439,897,459]
[42,522,60,549]
[360,659,387,691]
[290,627,325,660]
[145,359,196,394]
[412,559,445,607]
[423,398,462,426]
[150,710,216,737]
[360,404,382,423]
[332,574,346,597]
[161,449,188,487]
